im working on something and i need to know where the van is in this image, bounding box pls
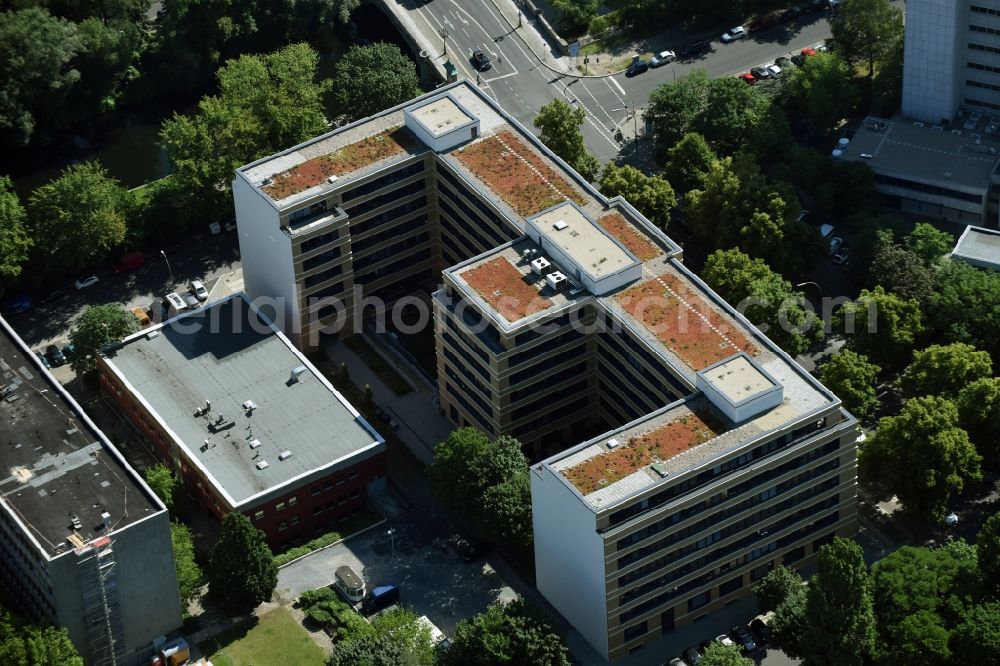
[333,565,366,604]
[165,292,187,317]
[362,583,400,615]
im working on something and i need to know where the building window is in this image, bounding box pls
[290,516,300,525]
[275,502,286,511]
[687,591,711,612]
[288,496,298,507]
[719,575,743,597]
[623,621,648,643]
[311,486,321,496]
[253,510,264,521]
[323,480,334,491]
[335,475,346,486]
[313,506,323,516]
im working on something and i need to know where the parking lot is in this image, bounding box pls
[276,506,517,637]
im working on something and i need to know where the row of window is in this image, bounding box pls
[437,197,501,256]
[302,245,343,273]
[509,344,586,385]
[972,6,1000,17]
[608,419,829,528]
[310,490,361,515]
[597,362,660,420]
[354,246,433,286]
[969,60,1000,74]
[352,212,428,254]
[440,295,504,354]
[875,172,984,203]
[599,327,689,398]
[512,379,589,422]
[436,178,515,249]
[340,161,426,203]
[436,163,517,242]
[510,360,588,403]
[444,380,494,433]
[303,264,345,289]
[444,364,494,419]
[507,327,584,368]
[441,329,490,380]
[354,231,431,274]
[350,196,429,238]
[299,228,340,255]
[512,395,590,439]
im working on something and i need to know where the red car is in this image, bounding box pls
[800,47,818,58]
[739,72,757,85]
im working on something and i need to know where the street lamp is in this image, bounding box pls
[159,250,174,284]
[517,0,523,27]
[439,27,449,56]
[611,106,638,142]
[387,528,396,557]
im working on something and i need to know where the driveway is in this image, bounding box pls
[276,508,516,635]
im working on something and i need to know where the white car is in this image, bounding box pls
[828,236,844,256]
[191,279,208,301]
[650,50,676,67]
[721,26,747,42]
[74,275,99,290]
[767,63,783,78]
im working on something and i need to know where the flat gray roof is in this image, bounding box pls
[840,116,999,191]
[529,202,637,280]
[952,225,1000,269]
[102,295,382,507]
[0,317,161,559]
[408,96,475,138]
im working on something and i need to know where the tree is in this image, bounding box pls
[887,610,952,666]
[550,0,598,36]
[663,132,717,194]
[801,537,876,665]
[830,0,904,77]
[598,163,676,228]
[647,69,710,156]
[752,565,803,614]
[927,261,1000,363]
[868,243,935,304]
[370,607,435,666]
[0,607,82,665]
[956,378,1000,467]
[838,286,924,368]
[534,99,599,181]
[0,176,31,278]
[480,471,533,547]
[0,7,82,147]
[952,603,1000,666]
[27,162,131,274]
[170,521,203,610]
[702,248,821,356]
[900,343,993,400]
[769,584,807,658]
[861,396,982,522]
[428,427,491,525]
[699,641,752,666]
[326,634,405,666]
[329,42,422,123]
[208,512,278,612]
[695,76,772,156]
[783,51,859,134]
[145,464,178,511]
[906,223,953,266]
[818,350,881,421]
[67,304,139,375]
[978,512,1000,594]
[439,599,570,666]
[161,43,331,217]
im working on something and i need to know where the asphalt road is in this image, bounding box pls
[401,0,903,164]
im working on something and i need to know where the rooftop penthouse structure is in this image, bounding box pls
[233,81,859,661]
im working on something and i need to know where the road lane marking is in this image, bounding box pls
[609,77,626,96]
[605,77,628,109]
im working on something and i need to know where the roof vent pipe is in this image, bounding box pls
[289,366,307,384]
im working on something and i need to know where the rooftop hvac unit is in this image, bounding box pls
[327,175,338,184]
[249,439,262,449]
[606,438,620,449]
[278,450,293,461]
[242,399,258,413]
[546,271,568,290]
[256,461,269,470]
[553,219,568,231]
[530,257,551,275]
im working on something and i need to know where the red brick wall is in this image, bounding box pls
[99,361,385,547]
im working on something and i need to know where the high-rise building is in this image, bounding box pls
[234,80,859,661]
[0,316,181,665]
[903,0,1000,123]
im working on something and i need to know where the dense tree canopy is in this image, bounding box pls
[951,602,1000,666]
[598,164,676,228]
[802,537,876,665]
[0,175,31,278]
[145,463,177,511]
[839,286,924,368]
[861,396,982,522]
[329,42,422,123]
[868,243,935,304]
[900,343,993,400]
[663,132,717,194]
[68,304,139,374]
[818,350,881,421]
[926,261,1000,363]
[979,513,1000,595]
[783,51,858,135]
[702,248,821,356]
[534,99,599,181]
[428,429,533,547]
[0,607,82,665]
[170,521,203,610]
[956,377,1000,467]
[769,583,807,658]
[439,599,570,666]
[27,161,131,275]
[699,641,752,666]
[906,223,953,266]
[752,565,803,615]
[831,0,904,77]
[208,512,278,612]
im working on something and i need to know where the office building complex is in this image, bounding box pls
[234,81,859,660]
[0,316,181,665]
[98,294,385,548]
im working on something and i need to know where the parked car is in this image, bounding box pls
[35,351,50,369]
[679,41,711,59]
[362,584,400,615]
[668,659,689,666]
[62,342,76,360]
[829,236,844,256]
[625,59,649,77]
[191,280,209,301]
[45,344,66,367]
[749,618,771,646]
[2,294,32,314]
[650,50,676,67]
[182,291,200,309]
[721,26,747,42]
[114,250,144,274]
[224,218,238,232]
[730,625,757,654]
[714,634,737,649]
[682,647,702,665]
[767,63,783,78]
[832,247,850,265]
[775,56,792,69]
[750,66,771,80]
[739,72,757,85]
[793,47,818,65]
[74,275,99,290]
[40,288,66,304]
[471,49,492,72]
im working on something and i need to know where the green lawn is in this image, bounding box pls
[201,608,325,666]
